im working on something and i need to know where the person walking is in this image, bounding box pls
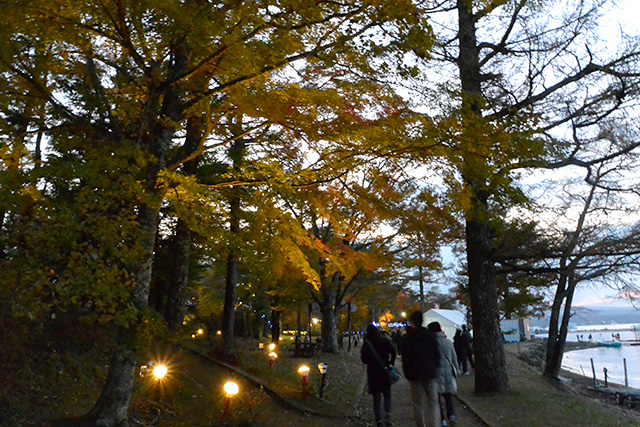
[401,310,441,427]
[392,328,404,356]
[361,324,397,427]
[453,329,468,375]
[428,321,459,426]
[461,325,474,373]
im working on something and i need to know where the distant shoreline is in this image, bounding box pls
[532,323,640,335]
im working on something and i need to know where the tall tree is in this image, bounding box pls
[269,155,416,352]
[0,1,432,422]
[541,121,640,378]
[398,0,640,394]
[0,0,432,425]
[394,182,458,309]
[151,113,208,330]
[492,219,553,319]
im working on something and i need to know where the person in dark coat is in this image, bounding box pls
[361,324,397,427]
[402,311,441,427]
[461,325,474,373]
[453,328,469,374]
[392,328,404,356]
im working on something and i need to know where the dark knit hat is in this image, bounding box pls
[427,321,442,332]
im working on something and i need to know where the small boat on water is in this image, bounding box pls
[597,341,622,348]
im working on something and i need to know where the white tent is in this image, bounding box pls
[422,309,467,342]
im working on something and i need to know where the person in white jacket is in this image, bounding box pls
[428,321,459,426]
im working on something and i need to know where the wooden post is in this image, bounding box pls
[591,358,597,388]
[624,358,628,388]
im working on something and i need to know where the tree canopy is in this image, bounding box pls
[0,0,435,422]
[2,1,640,420]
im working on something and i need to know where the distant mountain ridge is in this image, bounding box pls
[528,305,640,328]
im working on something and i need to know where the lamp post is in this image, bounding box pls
[220,381,239,423]
[317,363,328,398]
[298,365,310,396]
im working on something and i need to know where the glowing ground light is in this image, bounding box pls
[220,381,239,423]
[298,365,310,374]
[268,343,276,351]
[197,328,204,335]
[298,365,310,388]
[152,364,168,379]
[224,381,239,396]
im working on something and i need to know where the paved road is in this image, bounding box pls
[353,369,487,427]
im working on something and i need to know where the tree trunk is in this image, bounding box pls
[222,136,245,353]
[87,204,160,425]
[418,265,425,310]
[222,196,239,353]
[163,114,203,330]
[319,285,339,353]
[544,272,577,378]
[544,284,565,377]
[466,214,509,394]
[87,37,188,421]
[84,332,138,426]
[164,218,192,329]
[270,309,281,343]
[545,182,596,378]
[347,301,352,351]
[457,0,509,394]
[0,210,5,261]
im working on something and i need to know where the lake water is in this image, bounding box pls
[533,323,640,388]
[561,345,640,389]
[533,323,640,343]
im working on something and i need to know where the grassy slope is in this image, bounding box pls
[0,316,112,426]
[456,341,640,426]
[5,320,640,427]
[2,324,366,426]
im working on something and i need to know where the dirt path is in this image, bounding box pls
[166,345,488,426]
[352,368,487,426]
